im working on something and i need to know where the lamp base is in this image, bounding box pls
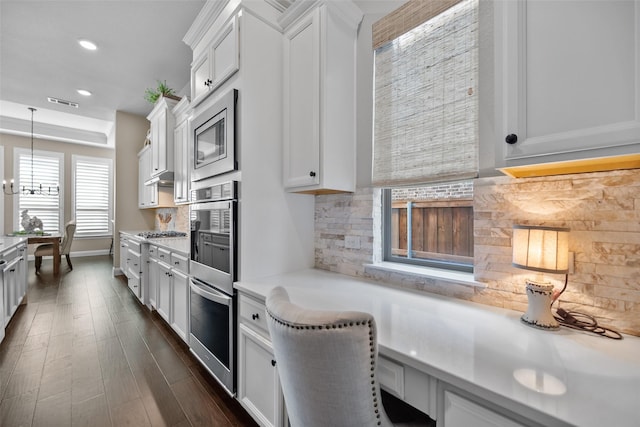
[521,280,559,330]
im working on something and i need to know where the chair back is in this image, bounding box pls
[266,286,392,427]
[61,220,76,255]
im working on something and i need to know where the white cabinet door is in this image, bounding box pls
[147,97,177,178]
[119,238,129,278]
[138,147,157,208]
[151,107,167,176]
[16,244,27,304]
[148,256,159,309]
[238,323,285,427]
[171,269,189,343]
[442,390,525,427]
[157,262,172,323]
[190,14,240,107]
[173,119,189,204]
[497,0,640,167]
[2,257,20,326]
[210,15,239,90]
[191,53,211,104]
[283,8,320,189]
[282,2,361,193]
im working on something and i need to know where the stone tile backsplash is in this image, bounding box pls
[154,205,189,233]
[315,169,640,336]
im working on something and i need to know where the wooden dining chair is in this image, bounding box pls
[35,220,76,272]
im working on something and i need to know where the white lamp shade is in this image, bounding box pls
[512,225,569,274]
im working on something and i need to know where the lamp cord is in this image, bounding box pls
[551,274,623,340]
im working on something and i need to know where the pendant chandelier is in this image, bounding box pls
[3,107,60,196]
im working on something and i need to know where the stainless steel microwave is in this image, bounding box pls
[190,88,238,182]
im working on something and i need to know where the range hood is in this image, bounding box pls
[145,171,174,186]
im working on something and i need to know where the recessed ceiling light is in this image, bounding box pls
[77,89,92,96]
[78,39,97,50]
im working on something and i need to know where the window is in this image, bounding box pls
[373,0,478,272]
[383,181,473,272]
[14,148,63,233]
[72,155,113,237]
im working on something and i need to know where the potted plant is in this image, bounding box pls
[144,80,181,104]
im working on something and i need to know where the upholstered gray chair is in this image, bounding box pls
[35,220,76,272]
[267,286,433,427]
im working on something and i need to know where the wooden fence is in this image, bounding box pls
[390,199,473,265]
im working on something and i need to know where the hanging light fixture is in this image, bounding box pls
[3,107,59,196]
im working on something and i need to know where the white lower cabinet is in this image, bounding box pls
[171,267,189,342]
[1,243,27,339]
[148,245,189,344]
[147,247,159,308]
[441,390,525,427]
[237,293,286,427]
[157,261,172,323]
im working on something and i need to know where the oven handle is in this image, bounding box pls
[190,278,232,306]
[202,241,228,250]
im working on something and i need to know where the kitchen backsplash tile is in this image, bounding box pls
[154,205,189,232]
[315,169,640,336]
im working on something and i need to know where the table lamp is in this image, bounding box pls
[512,225,570,330]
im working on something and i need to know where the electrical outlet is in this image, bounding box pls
[344,235,361,250]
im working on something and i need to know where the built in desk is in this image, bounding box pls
[235,268,640,427]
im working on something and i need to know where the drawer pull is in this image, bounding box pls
[252,313,260,320]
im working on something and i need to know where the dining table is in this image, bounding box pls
[26,233,62,275]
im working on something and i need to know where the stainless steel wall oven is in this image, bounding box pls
[189,181,238,395]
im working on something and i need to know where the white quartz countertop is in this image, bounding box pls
[0,236,28,252]
[235,268,640,427]
[119,231,189,256]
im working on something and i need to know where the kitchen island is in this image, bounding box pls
[235,268,640,427]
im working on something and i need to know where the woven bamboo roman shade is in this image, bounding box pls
[372,0,479,187]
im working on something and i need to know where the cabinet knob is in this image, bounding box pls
[309,171,316,177]
[252,313,260,320]
[505,134,518,144]
[271,359,276,367]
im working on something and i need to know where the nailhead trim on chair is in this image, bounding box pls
[267,311,384,425]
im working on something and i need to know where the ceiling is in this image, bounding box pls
[0,0,402,145]
[0,0,206,142]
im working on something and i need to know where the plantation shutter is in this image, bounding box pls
[16,150,63,233]
[372,0,479,187]
[73,156,112,237]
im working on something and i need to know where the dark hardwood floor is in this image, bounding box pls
[0,255,257,427]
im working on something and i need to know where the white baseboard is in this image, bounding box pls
[26,249,111,262]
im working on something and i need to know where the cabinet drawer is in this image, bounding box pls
[128,251,142,273]
[378,356,405,399]
[239,294,269,337]
[157,248,170,263]
[170,253,189,274]
[148,244,158,258]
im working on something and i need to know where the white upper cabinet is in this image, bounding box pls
[281,1,362,194]
[147,97,178,178]
[190,14,239,107]
[138,146,157,208]
[495,0,640,168]
[172,97,191,204]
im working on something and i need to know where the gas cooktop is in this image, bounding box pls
[137,230,187,238]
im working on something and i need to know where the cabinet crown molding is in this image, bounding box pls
[278,0,363,30]
[183,0,230,49]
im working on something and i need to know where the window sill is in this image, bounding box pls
[364,262,486,289]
